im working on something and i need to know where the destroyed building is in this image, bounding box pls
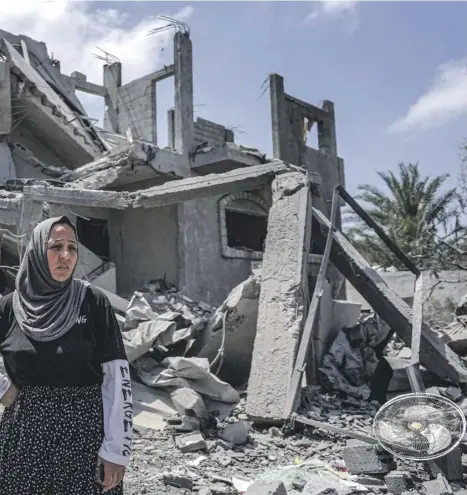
[0,29,344,306]
[3,25,467,495]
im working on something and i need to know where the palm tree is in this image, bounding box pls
[345,163,457,269]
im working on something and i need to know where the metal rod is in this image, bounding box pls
[294,414,378,445]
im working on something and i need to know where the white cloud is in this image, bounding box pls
[388,58,467,134]
[305,0,358,28]
[1,1,193,119]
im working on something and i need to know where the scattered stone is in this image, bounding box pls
[163,473,193,490]
[175,431,207,453]
[245,480,287,495]
[385,471,411,495]
[343,444,395,475]
[217,439,234,450]
[216,455,232,467]
[171,387,207,419]
[422,474,452,494]
[440,386,462,402]
[220,420,250,446]
[269,427,282,437]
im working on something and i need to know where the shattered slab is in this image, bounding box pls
[132,161,291,209]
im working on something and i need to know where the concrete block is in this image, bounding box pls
[246,173,311,422]
[163,473,193,490]
[245,480,287,495]
[433,447,463,481]
[385,471,411,495]
[220,420,250,446]
[342,445,395,475]
[440,386,462,402]
[174,431,207,453]
[170,387,206,419]
[422,474,452,495]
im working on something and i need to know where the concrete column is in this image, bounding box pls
[0,62,11,135]
[318,100,337,156]
[167,108,175,150]
[246,172,311,422]
[174,32,194,158]
[269,74,289,162]
[103,62,122,134]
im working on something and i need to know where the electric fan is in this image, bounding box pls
[372,274,467,462]
[373,393,466,461]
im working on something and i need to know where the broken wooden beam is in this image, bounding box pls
[311,207,467,383]
[131,162,289,209]
[246,172,312,422]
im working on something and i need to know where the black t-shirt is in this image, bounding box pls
[0,286,127,387]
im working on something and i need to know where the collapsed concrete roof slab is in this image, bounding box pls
[19,161,295,210]
[131,161,292,209]
[191,145,266,174]
[60,143,188,190]
[23,184,130,209]
[311,207,467,384]
[1,39,102,167]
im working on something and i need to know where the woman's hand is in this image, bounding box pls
[1,384,18,408]
[98,457,125,492]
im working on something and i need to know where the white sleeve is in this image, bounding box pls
[98,359,133,466]
[0,373,10,399]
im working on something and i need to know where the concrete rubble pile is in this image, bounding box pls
[119,274,467,494]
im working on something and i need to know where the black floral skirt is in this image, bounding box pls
[0,384,123,495]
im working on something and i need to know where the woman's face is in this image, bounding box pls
[46,224,78,282]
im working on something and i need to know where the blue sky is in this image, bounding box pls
[5,1,467,195]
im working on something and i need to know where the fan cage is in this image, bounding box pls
[373,393,466,461]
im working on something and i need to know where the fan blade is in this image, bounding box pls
[421,424,452,455]
[376,421,413,445]
[404,405,439,422]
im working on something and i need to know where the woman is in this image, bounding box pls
[0,216,132,494]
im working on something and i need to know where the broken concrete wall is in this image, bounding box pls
[109,205,179,296]
[346,270,467,327]
[178,196,254,307]
[194,117,233,147]
[117,75,156,143]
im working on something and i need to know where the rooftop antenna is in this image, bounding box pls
[93,47,120,65]
[147,15,190,36]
